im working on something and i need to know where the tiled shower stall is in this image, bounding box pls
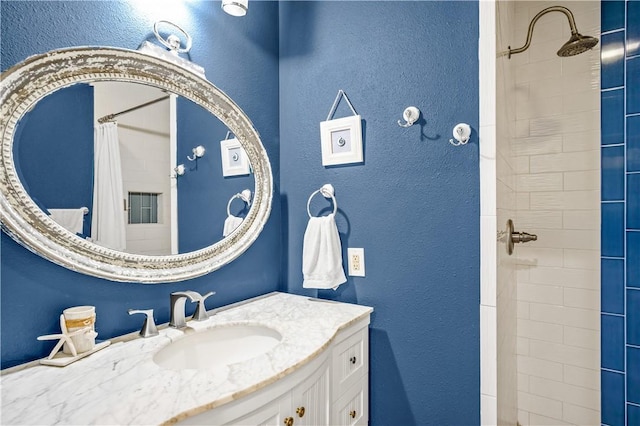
[481,0,619,424]
[483,1,639,424]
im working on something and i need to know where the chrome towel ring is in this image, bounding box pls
[307,184,337,218]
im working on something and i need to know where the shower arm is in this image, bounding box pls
[508,6,578,58]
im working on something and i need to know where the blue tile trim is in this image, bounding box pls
[629,404,640,426]
[628,0,640,57]
[603,314,626,371]
[602,203,625,257]
[603,0,625,33]
[629,232,640,288]
[628,57,640,114]
[601,1,640,421]
[628,347,640,405]
[603,258,625,314]
[628,115,640,172]
[628,289,640,346]
[602,31,626,90]
[602,369,626,426]
[602,146,625,200]
[602,89,625,145]
[630,174,640,228]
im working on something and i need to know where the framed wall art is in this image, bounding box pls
[320,90,363,166]
[220,137,251,176]
[320,115,363,166]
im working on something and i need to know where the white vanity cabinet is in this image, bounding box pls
[232,357,331,426]
[179,317,369,426]
[1,293,373,425]
[331,321,369,425]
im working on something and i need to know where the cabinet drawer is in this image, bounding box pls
[332,325,368,397]
[332,381,368,426]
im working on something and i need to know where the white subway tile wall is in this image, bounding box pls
[506,1,601,424]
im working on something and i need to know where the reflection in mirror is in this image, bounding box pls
[13,82,255,256]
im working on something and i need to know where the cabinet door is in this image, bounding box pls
[331,380,368,426]
[290,361,330,426]
[230,392,291,426]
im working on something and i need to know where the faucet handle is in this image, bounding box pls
[128,309,159,337]
[171,291,196,300]
[192,291,216,321]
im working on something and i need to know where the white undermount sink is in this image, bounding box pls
[153,324,282,371]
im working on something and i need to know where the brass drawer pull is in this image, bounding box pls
[350,410,357,418]
[296,406,305,418]
[350,356,357,364]
[284,417,294,426]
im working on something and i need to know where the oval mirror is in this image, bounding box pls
[0,47,272,283]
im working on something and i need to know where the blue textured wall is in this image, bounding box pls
[0,0,281,369]
[600,1,640,424]
[176,98,254,252]
[279,2,480,425]
[2,2,481,425]
[14,84,94,236]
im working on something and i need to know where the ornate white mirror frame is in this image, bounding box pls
[0,47,272,283]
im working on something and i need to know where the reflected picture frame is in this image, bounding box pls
[220,137,251,176]
[320,115,363,166]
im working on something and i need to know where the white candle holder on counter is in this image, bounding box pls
[37,306,110,367]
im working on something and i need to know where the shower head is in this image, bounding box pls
[557,32,599,57]
[508,6,599,59]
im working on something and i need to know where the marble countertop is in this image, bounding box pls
[0,292,372,425]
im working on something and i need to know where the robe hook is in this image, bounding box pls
[449,123,471,146]
[398,106,421,128]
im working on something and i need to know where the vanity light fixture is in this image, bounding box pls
[187,145,206,161]
[222,0,248,17]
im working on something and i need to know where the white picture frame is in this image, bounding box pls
[220,138,251,176]
[320,115,363,166]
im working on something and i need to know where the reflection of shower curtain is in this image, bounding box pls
[91,123,126,250]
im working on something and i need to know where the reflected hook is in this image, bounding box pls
[187,145,206,161]
[398,106,420,128]
[172,164,186,178]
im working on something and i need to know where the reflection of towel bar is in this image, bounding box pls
[226,190,251,216]
[51,207,89,215]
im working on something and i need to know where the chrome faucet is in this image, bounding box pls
[169,291,215,328]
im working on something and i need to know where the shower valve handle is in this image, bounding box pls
[504,219,538,255]
[511,231,537,244]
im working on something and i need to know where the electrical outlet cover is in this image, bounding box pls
[347,247,365,277]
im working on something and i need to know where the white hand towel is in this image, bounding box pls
[302,213,347,290]
[223,214,244,237]
[49,209,85,234]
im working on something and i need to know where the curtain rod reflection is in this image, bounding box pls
[97,95,170,124]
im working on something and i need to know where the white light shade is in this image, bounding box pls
[222,0,248,17]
